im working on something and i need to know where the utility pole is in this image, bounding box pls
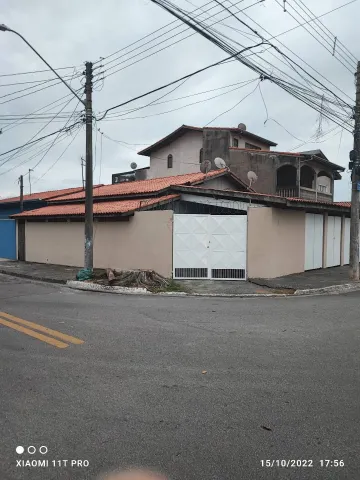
[18,174,25,261]
[84,62,94,271]
[19,175,24,212]
[349,61,360,281]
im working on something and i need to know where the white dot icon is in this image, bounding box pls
[16,446,24,455]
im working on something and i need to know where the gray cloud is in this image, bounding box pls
[0,0,358,199]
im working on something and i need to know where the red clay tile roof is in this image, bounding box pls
[175,185,351,209]
[51,170,229,202]
[12,195,179,218]
[0,185,101,204]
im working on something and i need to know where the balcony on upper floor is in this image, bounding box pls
[276,164,333,202]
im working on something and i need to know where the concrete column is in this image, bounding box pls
[323,213,328,268]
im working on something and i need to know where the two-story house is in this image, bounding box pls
[138,123,344,202]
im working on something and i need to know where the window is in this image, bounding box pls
[167,154,173,169]
[245,142,261,150]
[233,138,239,147]
[199,148,203,163]
[318,184,328,193]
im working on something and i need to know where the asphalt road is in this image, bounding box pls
[0,274,359,480]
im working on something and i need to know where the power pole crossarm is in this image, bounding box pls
[84,62,94,271]
[349,61,360,281]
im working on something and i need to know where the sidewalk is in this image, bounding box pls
[250,265,360,290]
[0,259,358,295]
[0,259,78,284]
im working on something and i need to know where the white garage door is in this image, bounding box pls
[326,216,341,267]
[173,214,247,280]
[343,218,351,265]
[305,213,324,270]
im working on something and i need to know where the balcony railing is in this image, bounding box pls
[276,187,298,198]
[276,186,333,202]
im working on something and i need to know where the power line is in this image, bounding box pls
[219,0,355,103]
[102,78,258,121]
[100,0,263,81]
[275,0,356,73]
[204,79,260,125]
[0,65,80,78]
[104,77,257,118]
[95,0,238,67]
[1,86,84,133]
[34,126,82,183]
[97,43,264,121]
[295,0,357,62]
[149,0,353,132]
[0,121,81,159]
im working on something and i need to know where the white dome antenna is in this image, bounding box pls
[247,170,258,188]
[214,157,227,169]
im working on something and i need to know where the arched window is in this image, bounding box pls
[300,165,315,189]
[167,154,173,169]
[199,148,203,163]
[276,165,297,188]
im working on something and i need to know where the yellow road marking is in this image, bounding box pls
[0,317,68,349]
[0,312,84,345]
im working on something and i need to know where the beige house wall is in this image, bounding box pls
[147,130,203,179]
[230,132,269,150]
[247,207,306,278]
[25,211,173,277]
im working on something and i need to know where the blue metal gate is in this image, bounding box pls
[0,219,16,259]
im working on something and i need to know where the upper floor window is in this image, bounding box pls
[233,138,239,147]
[245,142,261,150]
[199,148,203,163]
[167,154,173,169]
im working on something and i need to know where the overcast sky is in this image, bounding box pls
[0,0,358,200]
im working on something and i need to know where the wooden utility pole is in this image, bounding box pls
[349,61,360,280]
[84,62,94,271]
[19,174,23,212]
[18,174,25,261]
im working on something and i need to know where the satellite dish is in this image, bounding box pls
[238,123,247,131]
[247,170,258,188]
[200,160,211,174]
[130,162,137,170]
[214,157,227,169]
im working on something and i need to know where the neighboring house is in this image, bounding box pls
[138,124,344,203]
[138,123,276,179]
[0,186,92,260]
[11,170,357,280]
[228,147,344,203]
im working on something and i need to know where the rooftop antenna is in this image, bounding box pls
[247,170,258,189]
[214,157,227,169]
[200,159,211,176]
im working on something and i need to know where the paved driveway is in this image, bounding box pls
[0,274,358,480]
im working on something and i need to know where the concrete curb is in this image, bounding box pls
[294,283,360,296]
[66,281,290,298]
[66,280,360,298]
[66,281,151,295]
